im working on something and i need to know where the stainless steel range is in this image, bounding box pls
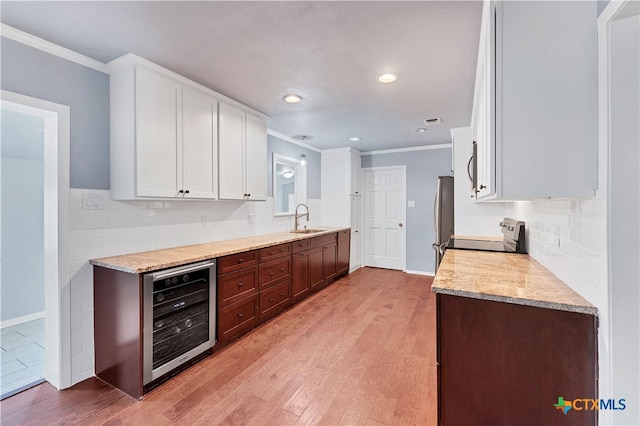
[447,218,526,253]
[142,260,216,389]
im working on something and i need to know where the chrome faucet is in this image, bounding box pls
[294,203,310,231]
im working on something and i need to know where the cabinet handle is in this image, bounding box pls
[237,282,244,287]
[280,293,285,297]
[479,184,486,190]
[184,189,190,194]
[178,189,184,194]
[279,268,285,272]
[280,249,285,252]
[269,272,275,276]
[269,251,274,255]
[269,298,274,302]
[238,313,244,318]
[238,259,244,263]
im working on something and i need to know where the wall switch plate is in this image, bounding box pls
[408,200,416,208]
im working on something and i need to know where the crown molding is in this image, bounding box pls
[267,129,322,153]
[1,24,108,74]
[360,143,452,156]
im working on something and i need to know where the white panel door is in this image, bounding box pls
[135,67,181,197]
[363,167,406,270]
[182,87,217,199]
[218,102,245,200]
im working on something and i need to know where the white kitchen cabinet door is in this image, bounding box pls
[245,113,268,200]
[471,0,597,200]
[218,102,246,200]
[350,195,363,270]
[135,67,182,197]
[182,87,218,199]
[350,149,362,196]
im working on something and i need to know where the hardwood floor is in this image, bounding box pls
[0,267,437,426]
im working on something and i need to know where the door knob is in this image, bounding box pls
[399,223,404,228]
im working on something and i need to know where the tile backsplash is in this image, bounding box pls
[68,189,321,384]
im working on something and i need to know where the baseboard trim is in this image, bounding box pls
[1,311,45,329]
[405,269,435,277]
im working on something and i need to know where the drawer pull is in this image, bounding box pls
[269,251,274,255]
[238,259,244,263]
[237,282,244,287]
[269,272,275,276]
[238,313,244,318]
[280,293,285,297]
[280,248,285,252]
[269,298,274,302]
[298,243,305,247]
[279,268,285,272]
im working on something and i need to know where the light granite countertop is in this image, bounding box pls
[431,249,597,315]
[90,227,348,274]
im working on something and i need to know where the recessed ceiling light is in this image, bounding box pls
[283,94,302,103]
[377,73,398,84]
[413,128,428,133]
[282,170,295,179]
[350,137,361,142]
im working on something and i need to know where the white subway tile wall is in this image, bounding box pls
[509,195,610,403]
[68,189,321,385]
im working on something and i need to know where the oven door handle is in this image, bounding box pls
[151,260,216,281]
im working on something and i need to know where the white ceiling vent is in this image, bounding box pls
[424,117,442,126]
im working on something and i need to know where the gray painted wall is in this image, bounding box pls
[362,148,452,273]
[1,37,110,190]
[1,110,45,321]
[1,38,323,196]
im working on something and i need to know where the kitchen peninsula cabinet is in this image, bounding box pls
[432,250,598,425]
[471,0,597,200]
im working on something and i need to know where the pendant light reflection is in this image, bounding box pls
[300,154,307,166]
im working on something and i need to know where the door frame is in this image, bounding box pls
[1,90,71,389]
[362,165,407,272]
[599,1,640,424]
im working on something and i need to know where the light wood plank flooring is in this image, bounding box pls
[0,267,437,426]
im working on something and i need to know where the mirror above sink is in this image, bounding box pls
[273,153,307,216]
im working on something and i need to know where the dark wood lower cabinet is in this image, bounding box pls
[292,251,311,302]
[337,229,350,274]
[93,267,143,399]
[309,246,325,291]
[218,294,259,342]
[437,294,598,426]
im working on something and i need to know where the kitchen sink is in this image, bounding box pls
[290,229,324,234]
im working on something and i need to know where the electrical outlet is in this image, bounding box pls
[408,200,416,208]
[82,193,103,210]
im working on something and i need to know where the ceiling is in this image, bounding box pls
[0,1,482,152]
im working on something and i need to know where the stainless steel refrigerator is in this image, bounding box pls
[433,176,454,272]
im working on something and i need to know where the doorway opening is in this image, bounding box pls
[0,90,71,398]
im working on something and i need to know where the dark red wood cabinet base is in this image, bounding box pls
[436,294,598,426]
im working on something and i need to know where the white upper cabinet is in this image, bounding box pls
[108,53,267,201]
[471,0,598,200]
[182,87,218,199]
[350,149,362,196]
[218,102,268,201]
[135,67,182,198]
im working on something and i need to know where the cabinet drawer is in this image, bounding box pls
[259,243,292,262]
[218,250,258,274]
[218,267,258,307]
[218,295,258,342]
[259,257,291,289]
[291,238,311,254]
[260,279,291,320]
[310,233,336,248]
